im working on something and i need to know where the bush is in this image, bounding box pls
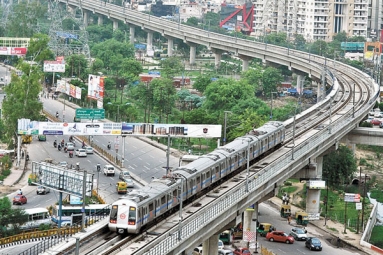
[284,181,292,186]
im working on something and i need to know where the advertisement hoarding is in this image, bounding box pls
[43,61,65,73]
[87,75,105,101]
[0,47,27,56]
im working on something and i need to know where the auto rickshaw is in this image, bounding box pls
[116,181,128,194]
[280,204,292,218]
[219,230,233,244]
[295,211,309,226]
[232,222,243,240]
[28,173,39,185]
[256,223,275,237]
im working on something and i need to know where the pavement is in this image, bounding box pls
[1,97,382,255]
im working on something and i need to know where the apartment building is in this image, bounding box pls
[253,0,369,42]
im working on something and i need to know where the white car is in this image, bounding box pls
[75,148,87,157]
[103,165,115,176]
[58,161,68,168]
[125,178,134,188]
[65,142,75,151]
[84,146,93,154]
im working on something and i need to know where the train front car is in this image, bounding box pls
[109,199,140,234]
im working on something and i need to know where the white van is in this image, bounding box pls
[103,165,115,176]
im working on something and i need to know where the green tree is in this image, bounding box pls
[262,67,283,97]
[186,17,199,27]
[0,197,28,236]
[323,145,357,189]
[150,78,177,123]
[241,66,263,92]
[64,54,89,81]
[160,57,183,79]
[193,74,213,93]
[2,60,43,146]
[26,34,54,64]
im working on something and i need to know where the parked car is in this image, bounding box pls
[103,165,115,176]
[75,148,87,157]
[84,146,93,154]
[36,186,50,195]
[218,240,224,249]
[192,246,202,255]
[305,237,322,251]
[58,161,68,168]
[13,195,27,205]
[380,122,383,128]
[370,118,382,125]
[65,142,75,151]
[233,247,250,255]
[290,227,307,241]
[119,170,131,181]
[266,231,294,244]
[125,178,135,188]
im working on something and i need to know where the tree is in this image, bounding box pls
[0,197,28,236]
[323,145,357,189]
[241,66,263,92]
[2,60,43,146]
[26,34,54,64]
[186,17,199,27]
[64,54,89,81]
[193,74,213,93]
[160,57,183,79]
[262,67,283,97]
[150,78,177,123]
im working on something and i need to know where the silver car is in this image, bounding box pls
[290,227,308,241]
[36,186,50,195]
[84,146,93,154]
[65,142,75,151]
[125,178,134,188]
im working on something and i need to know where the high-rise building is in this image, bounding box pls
[252,0,369,42]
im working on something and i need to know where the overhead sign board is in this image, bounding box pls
[31,162,93,197]
[43,61,65,73]
[75,109,105,120]
[344,193,361,203]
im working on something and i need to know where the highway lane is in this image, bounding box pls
[256,202,365,255]
[40,96,179,181]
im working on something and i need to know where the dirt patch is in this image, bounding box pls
[290,182,305,206]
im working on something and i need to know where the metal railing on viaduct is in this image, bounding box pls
[51,1,380,254]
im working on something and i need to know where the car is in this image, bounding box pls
[218,249,234,255]
[233,248,250,255]
[38,135,47,141]
[13,195,27,205]
[192,247,203,255]
[218,239,224,249]
[119,170,130,181]
[125,178,135,188]
[58,161,68,168]
[103,165,115,176]
[75,148,87,157]
[36,186,50,195]
[290,227,308,241]
[370,118,382,125]
[84,146,93,154]
[305,237,322,251]
[266,231,294,244]
[380,122,383,128]
[65,142,75,151]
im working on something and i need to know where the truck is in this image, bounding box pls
[22,135,32,144]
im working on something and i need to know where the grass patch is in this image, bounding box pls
[327,227,339,233]
[280,186,298,194]
[370,189,383,203]
[287,178,300,183]
[370,226,383,247]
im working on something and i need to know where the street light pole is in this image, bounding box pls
[223,111,232,145]
[352,83,355,118]
[96,163,101,195]
[270,92,277,120]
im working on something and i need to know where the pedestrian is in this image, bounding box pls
[287,215,291,225]
[337,236,340,248]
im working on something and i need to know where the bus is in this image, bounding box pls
[51,204,111,225]
[19,208,52,230]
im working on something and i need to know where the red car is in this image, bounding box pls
[233,248,250,255]
[13,195,27,205]
[370,118,382,125]
[266,231,295,244]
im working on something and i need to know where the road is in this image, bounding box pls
[255,202,365,255]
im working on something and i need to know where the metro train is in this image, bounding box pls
[108,121,286,234]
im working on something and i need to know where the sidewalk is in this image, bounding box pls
[268,196,381,255]
[0,157,28,198]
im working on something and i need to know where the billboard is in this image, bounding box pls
[88,75,105,101]
[43,61,65,73]
[0,47,27,56]
[344,193,361,203]
[307,180,326,189]
[18,119,222,138]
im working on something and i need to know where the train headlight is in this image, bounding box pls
[118,229,125,234]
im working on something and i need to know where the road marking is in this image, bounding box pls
[146,162,151,166]
[144,166,150,170]
[277,248,286,253]
[150,155,154,158]
[133,164,137,167]
[138,157,142,161]
[297,249,306,254]
[128,165,134,169]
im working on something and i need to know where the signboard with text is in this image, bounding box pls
[344,193,361,203]
[43,61,65,72]
[75,109,105,120]
[0,47,27,56]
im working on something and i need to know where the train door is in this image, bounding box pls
[191,178,196,196]
[172,189,178,208]
[205,170,211,187]
[196,175,201,193]
[148,202,154,222]
[138,207,142,229]
[220,162,226,177]
[160,195,166,214]
[142,205,148,225]
[201,172,206,189]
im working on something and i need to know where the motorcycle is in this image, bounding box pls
[58,144,62,151]
[107,144,111,150]
[53,141,57,148]
[64,147,68,153]
[69,151,73,158]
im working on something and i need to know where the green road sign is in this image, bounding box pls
[75,109,105,120]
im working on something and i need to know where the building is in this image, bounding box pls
[252,0,369,42]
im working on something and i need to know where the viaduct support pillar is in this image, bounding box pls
[98,15,103,25]
[129,26,135,44]
[167,38,173,57]
[147,31,153,52]
[203,234,219,255]
[306,156,323,220]
[189,45,196,66]
[238,54,253,71]
[113,19,118,31]
[297,74,305,92]
[83,11,89,27]
[211,48,224,69]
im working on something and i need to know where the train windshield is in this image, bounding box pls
[110,205,118,223]
[128,206,136,225]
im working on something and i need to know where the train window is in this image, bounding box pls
[149,203,153,211]
[161,196,166,204]
[215,166,219,173]
[206,171,210,178]
[196,176,200,184]
[110,205,118,221]
[167,193,172,201]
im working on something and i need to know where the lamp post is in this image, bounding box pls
[96,163,101,195]
[223,111,232,145]
[352,83,355,118]
[270,92,277,120]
